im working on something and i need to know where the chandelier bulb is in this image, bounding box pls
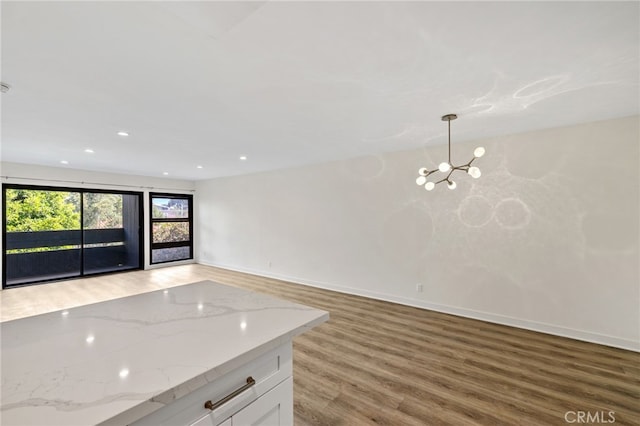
[447,181,457,190]
[438,162,451,173]
[418,167,429,176]
[468,166,481,179]
[474,147,486,158]
[416,176,427,186]
[425,182,435,191]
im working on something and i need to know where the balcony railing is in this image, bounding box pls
[5,228,137,286]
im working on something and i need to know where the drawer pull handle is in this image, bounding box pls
[204,376,256,411]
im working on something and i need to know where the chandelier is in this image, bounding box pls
[416,114,485,191]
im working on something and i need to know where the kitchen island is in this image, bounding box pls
[1,280,329,426]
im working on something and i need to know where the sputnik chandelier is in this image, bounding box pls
[416,114,485,191]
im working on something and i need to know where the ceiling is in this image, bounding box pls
[1,1,638,181]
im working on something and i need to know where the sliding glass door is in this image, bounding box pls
[82,192,141,275]
[3,185,143,287]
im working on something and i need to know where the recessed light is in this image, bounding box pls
[163,172,169,175]
[196,165,203,169]
[60,160,69,165]
[239,156,247,161]
[84,148,94,154]
[119,368,129,379]
[117,131,129,137]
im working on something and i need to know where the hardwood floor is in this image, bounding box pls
[1,264,639,425]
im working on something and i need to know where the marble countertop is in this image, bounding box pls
[1,280,329,426]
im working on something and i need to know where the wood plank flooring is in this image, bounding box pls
[1,264,638,425]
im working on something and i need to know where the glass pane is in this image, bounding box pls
[5,188,81,285]
[152,197,190,219]
[83,193,123,229]
[6,189,80,233]
[152,222,190,243]
[152,247,191,263]
[84,193,140,274]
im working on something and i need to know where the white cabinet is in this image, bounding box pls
[189,413,217,426]
[227,377,292,426]
[132,343,293,426]
[190,415,231,426]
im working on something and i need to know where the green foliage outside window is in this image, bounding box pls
[152,222,190,243]
[6,189,80,232]
[5,189,81,253]
[83,193,123,229]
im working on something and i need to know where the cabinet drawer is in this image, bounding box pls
[131,343,292,426]
[188,378,293,426]
[231,376,293,426]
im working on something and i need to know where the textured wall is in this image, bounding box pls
[196,116,639,350]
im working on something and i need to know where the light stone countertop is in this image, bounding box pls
[0,280,329,426]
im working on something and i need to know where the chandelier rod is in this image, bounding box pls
[448,118,451,165]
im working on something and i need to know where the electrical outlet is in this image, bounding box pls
[416,283,423,292]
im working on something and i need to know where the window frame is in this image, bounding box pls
[149,192,194,265]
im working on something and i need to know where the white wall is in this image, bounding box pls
[196,116,640,351]
[0,162,196,273]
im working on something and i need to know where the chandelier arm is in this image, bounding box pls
[419,168,438,177]
[417,167,439,177]
[445,169,454,182]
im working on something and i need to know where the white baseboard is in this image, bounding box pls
[199,261,640,352]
